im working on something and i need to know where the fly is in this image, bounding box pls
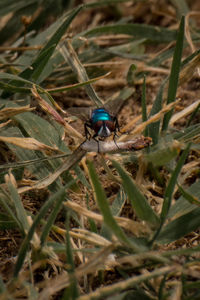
[85,107,120,141]
[67,105,122,151]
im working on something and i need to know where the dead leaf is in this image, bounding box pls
[0,105,35,120]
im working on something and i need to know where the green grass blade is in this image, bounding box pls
[63,212,79,299]
[20,5,82,82]
[0,154,71,171]
[186,103,200,127]
[112,160,159,226]
[173,123,200,144]
[0,220,16,230]
[168,180,200,219]
[110,188,127,216]
[86,193,98,233]
[46,73,111,94]
[150,143,191,244]
[126,64,137,86]
[0,190,22,230]
[65,219,73,264]
[161,143,191,222]
[7,180,30,233]
[0,0,36,16]
[0,112,68,182]
[60,40,103,107]
[157,207,200,244]
[88,160,140,251]
[84,0,137,9]
[13,186,68,277]
[170,0,189,17]
[141,75,147,122]
[1,5,83,99]
[0,274,6,293]
[83,23,177,43]
[141,75,148,137]
[158,274,167,300]
[147,80,165,145]
[40,181,75,246]
[0,72,34,85]
[162,16,185,131]
[144,140,180,168]
[0,82,30,93]
[177,184,200,207]
[20,45,56,82]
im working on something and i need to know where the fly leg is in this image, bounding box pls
[85,123,100,152]
[113,132,120,150]
[115,116,129,135]
[114,116,122,134]
[92,133,100,153]
[113,116,120,149]
[84,122,92,140]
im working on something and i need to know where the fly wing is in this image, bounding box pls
[104,94,126,117]
[67,107,93,121]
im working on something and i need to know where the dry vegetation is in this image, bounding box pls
[0,0,200,299]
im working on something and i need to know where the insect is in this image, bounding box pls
[67,103,122,152]
[85,107,120,141]
[68,105,121,151]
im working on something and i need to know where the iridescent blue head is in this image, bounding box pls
[90,108,115,137]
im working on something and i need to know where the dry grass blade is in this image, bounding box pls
[38,245,116,300]
[0,105,35,120]
[17,147,86,193]
[31,85,83,140]
[46,71,111,93]
[120,99,181,139]
[65,200,150,236]
[70,228,112,247]
[0,119,11,128]
[119,252,170,266]
[179,53,200,85]
[170,99,200,125]
[77,266,178,300]
[31,85,66,127]
[0,136,63,153]
[53,226,111,247]
[185,11,200,53]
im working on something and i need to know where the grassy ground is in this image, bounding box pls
[0,0,200,299]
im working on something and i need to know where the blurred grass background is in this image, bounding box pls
[0,0,200,299]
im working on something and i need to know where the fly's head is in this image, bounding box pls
[93,120,116,137]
